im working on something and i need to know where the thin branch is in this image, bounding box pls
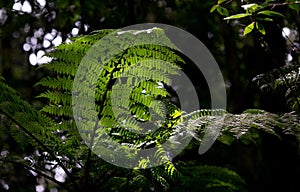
[267,1,300,8]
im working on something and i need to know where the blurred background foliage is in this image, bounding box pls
[0,0,300,191]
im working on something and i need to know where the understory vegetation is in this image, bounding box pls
[0,0,300,191]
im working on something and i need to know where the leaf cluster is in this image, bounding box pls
[211,0,299,36]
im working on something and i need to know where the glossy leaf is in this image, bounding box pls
[210,5,219,13]
[257,17,273,22]
[224,13,250,20]
[244,22,255,36]
[256,22,266,35]
[241,3,261,13]
[218,0,227,4]
[217,6,229,17]
[289,4,300,14]
[257,10,285,18]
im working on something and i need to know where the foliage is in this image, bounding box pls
[211,0,298,36]
[253,64,300,111]
[34,27,234,190]
[0,28,218,191]
[1,26,300,191]
[1,1,300,191]
[2,76,300,191]
[211,0,300,111]
[193,108,300,145]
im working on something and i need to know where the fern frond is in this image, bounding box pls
[35,28,192,190]
[36,76,73,91]
[37,91,71,105]
[253,64,300,110]
[184,109,227,120]
[154,142,177,178]
[187,109,300,145]
[42,60,78,76]
[40,105,73,117]
[0,80,80,188]
[0,81,69,151]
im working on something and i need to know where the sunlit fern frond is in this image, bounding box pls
[187,109,300,146]
[34,28,188,188]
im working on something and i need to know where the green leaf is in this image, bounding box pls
[289,4,300,14]
[210,5,219,13]
[217,6,229,17]
[257,17,273,22]
[224,13,250,20]
[257,10,285,18]
[256,22,266,35]
[241,3,261,13]
[244,22,255,36]
[218,0,226,4]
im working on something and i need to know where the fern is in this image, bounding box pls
[0,79,55,149]
[33,28,233,190]
[36,27,299,190]
[0,78,80,191]
[253,63,300,111]
[2,74,300,191]
[33,28,189,190]
[2,27,300,191]
[187,109,300,146]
